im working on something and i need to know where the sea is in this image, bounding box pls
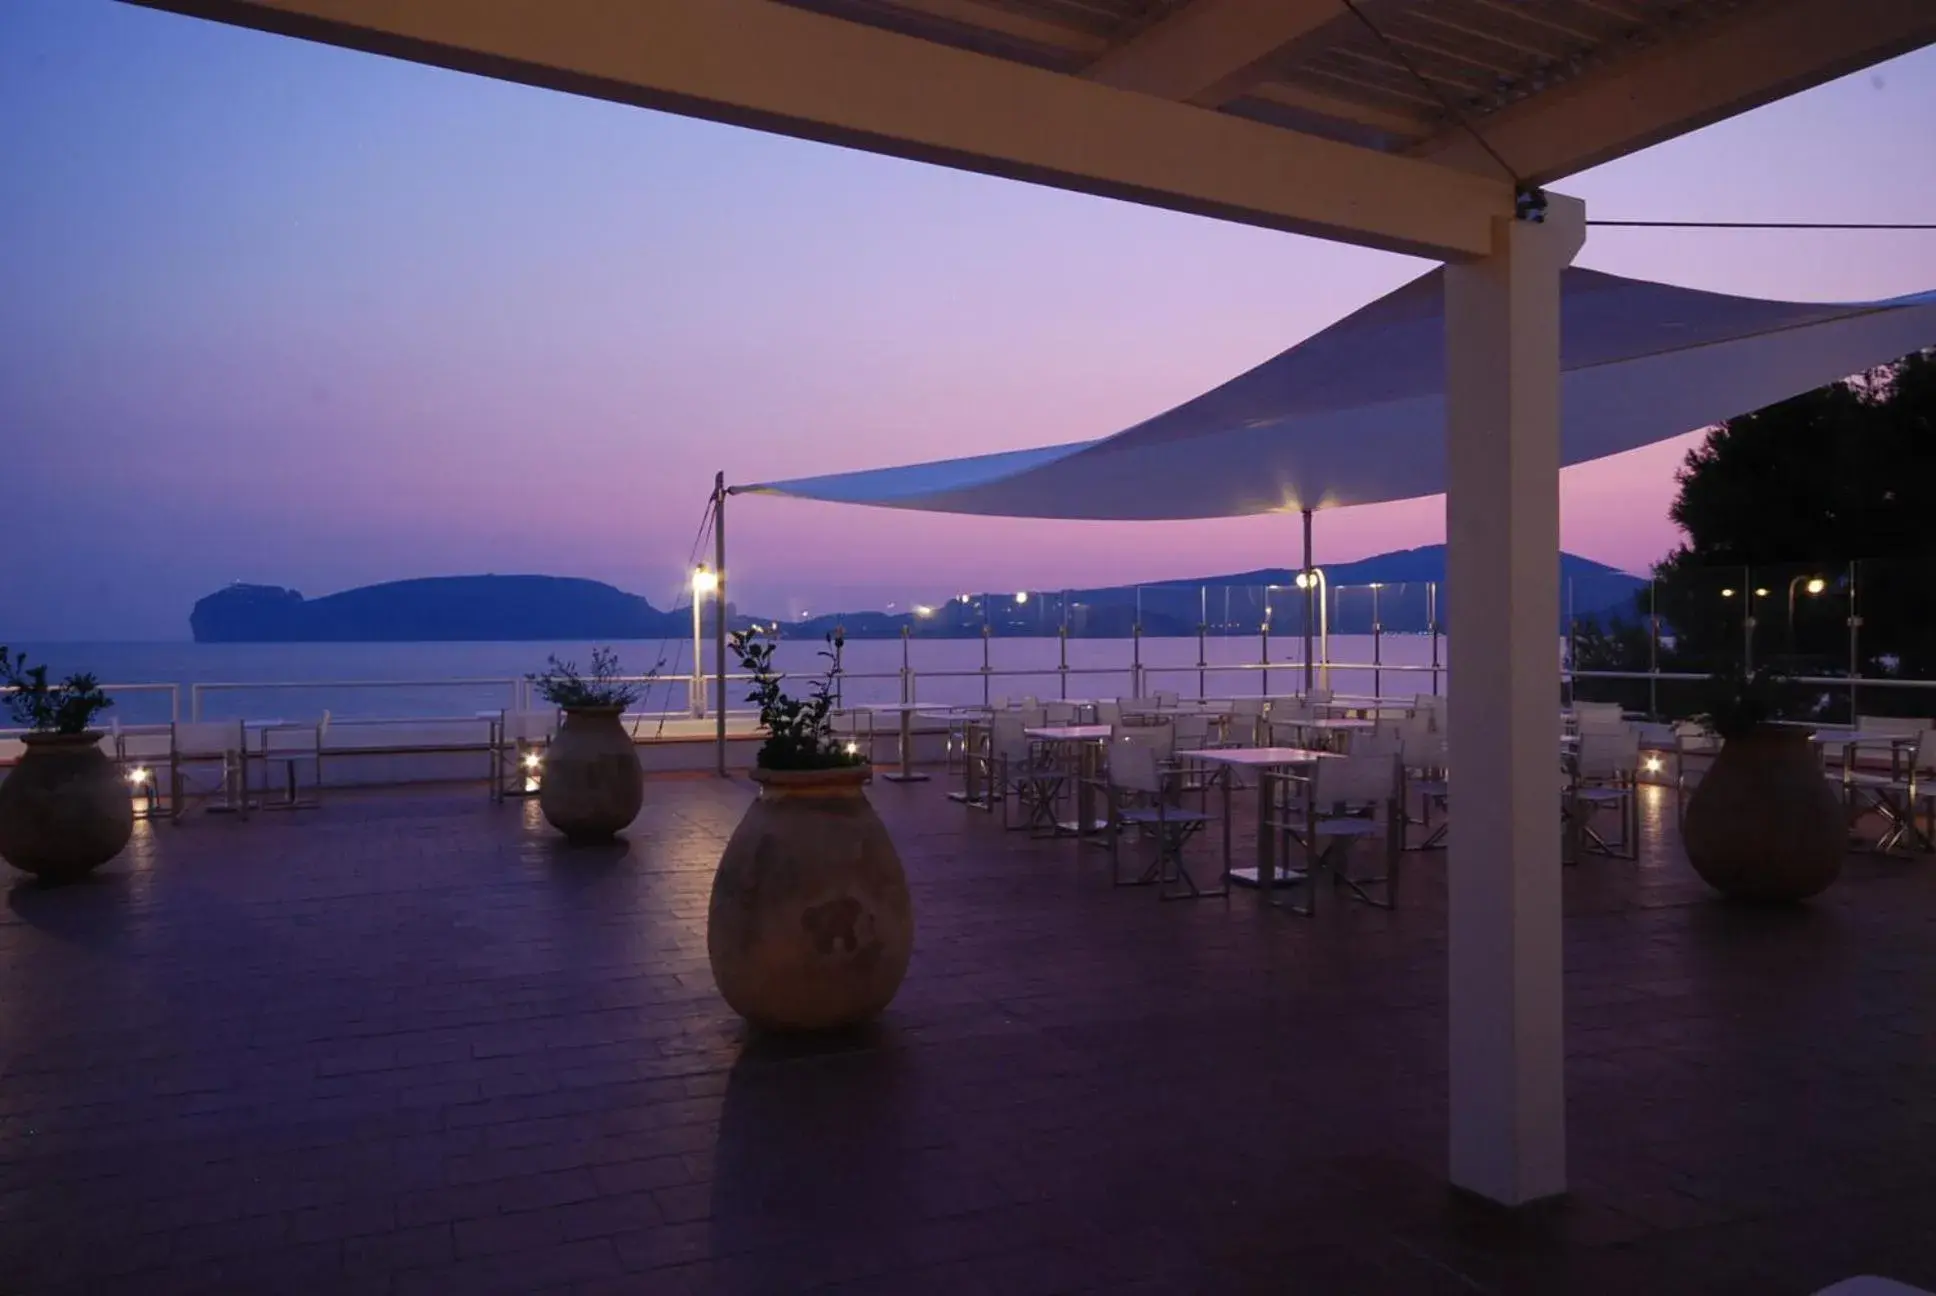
[8,634,1449,727]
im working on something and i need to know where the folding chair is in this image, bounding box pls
[259,712,329,810]
[492,708,557,802]
[1836,727,1936,854]
[170,720,247,820]
[1269,750,1401,916]
[1106,737,1220,899]
[989,711,1066,835]
[1567,725,1639,861]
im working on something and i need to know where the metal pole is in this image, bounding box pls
[1565,577,1576,708]
[1058,623,1068,700]
[980,615,991,708]
[1260,592,1270,700]
[1302,508,1315,694]
[691,572,706,719]
[1371,585,1382,700]
[714,472,727,778]
[1742,564,1754,676]
[1848,560,1861,721]
[1429,582,1441,697]
[1648,577,1660,719]
[900,625,911,704]
[1132,620,1143,699]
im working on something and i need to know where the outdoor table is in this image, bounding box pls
[1274,716,1375,751]
[1025,724,1115,836]
[862,702,952,783]
[208,719,287,813]
[1186,747,1341,892]
[1317,698,1414,719]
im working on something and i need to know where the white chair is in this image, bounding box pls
[1096,700,1122,728]
[1269,750,1401,915]
[989,711,1065,834]
[1568,725,1640,861]
[259,712,329,809]
[1106,736,1218,899]
[1671,720,1721,825]
[1043,701,1080,726]
[1152,690,1180,709]
[1834,726,1936,853]
[1223,697,1265,747]
[170,720,247,820]
[1399,720,1449,849]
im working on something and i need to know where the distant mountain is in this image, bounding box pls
[190,576,687,643]
[191,550,1643,642]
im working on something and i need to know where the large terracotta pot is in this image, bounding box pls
[538,706,643,842]
[0,733,135,882]
[1683,724,1843,901]
[708,766,913,1031]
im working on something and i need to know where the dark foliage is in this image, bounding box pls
[1696,667,1788,741]
[528,647,654,710]
[1651,349,1936,709]
[0,648,114,734]
[733,629,865,771]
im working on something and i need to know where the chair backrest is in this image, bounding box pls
[1153,690,1179,708]
[1314,751,1397,808]
[1044,701,1079,726]
[1577,726,1640,779]
[990,696,1010,711]
[990,711,1035,762]
[1109,736,1165,796]
[1400,723,1446,771]
[1354,722,1405,758]
[1857,714,1926,739]
[1021,696,1040,710]
[505,709,558,742]
[1171,713,1211,751]
[1228,697,1265,719]
[1672,719,1719,753]
[1096,700,1122,727]
[174,720,244,758]
[1306,687,1334,706]
[1271,699,1315,723]
[1575,707,1628,735]
[1912,727,1936,775]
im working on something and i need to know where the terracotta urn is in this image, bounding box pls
[1683,724,1844,902]
[708,765,913,1031]
[538,706,643,842]
[0,733,135,882]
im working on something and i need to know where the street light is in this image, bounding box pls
[1787,574,1829,660]
[1295,567,1329,689]
[690,565,717,718]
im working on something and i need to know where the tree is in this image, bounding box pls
[1651,348,1936,703]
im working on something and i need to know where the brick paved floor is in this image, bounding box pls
[3,774,1935,1294]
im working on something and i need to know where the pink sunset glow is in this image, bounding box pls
[3,2,1933,639]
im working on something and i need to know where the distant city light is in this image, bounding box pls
[1720,588,1736,598]
[1014,591,1029,604]
[913,605,933,617]
[1753,587,1770,598]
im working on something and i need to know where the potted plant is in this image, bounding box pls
[1681,668,1843,901]
[527,647,655,842]
[707,630,912,1032]
[0,648,132,882]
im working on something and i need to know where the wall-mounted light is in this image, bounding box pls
[1643,755,1664,775]
[1720,588,1737,598]
[1805,577,1827,595]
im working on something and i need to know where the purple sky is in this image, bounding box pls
[3,2,1933,640]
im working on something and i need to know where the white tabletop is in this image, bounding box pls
[860,702,952,713]
[1025,725,1114,741]
[1278,717,1376,731]
[1187,746,1340,767]
[1809,730,1918,746]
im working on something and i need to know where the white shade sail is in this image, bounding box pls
[735,268,1936,521]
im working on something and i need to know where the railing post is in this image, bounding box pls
[1372,585,1383,699]
[1132,622,1143,699]
[900,625,911,704]
[1429,582,1442,697]
[1058,623,1068,700]
[980,622,991,708]
[1848,559,1862,721]
[1648,578,1660,719]
[1197,618,1207,702]
[1260,591,1270,699]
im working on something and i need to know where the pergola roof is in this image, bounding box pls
[736,267,1936,519]
[127,0,1936,260]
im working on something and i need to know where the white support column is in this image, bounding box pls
[1443,195,1585,1206]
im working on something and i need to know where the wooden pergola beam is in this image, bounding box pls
[1413,0,1936,184]
[1082,0,1342,106]
[122,0,1513,259]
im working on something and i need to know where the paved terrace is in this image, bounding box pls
[2,777,1934,1295]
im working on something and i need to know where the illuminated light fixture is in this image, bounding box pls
[522,752,543,771]
[1295,572,1314,590]
[1805,578,1827,595]
[1643,755,1664,775]
[1014,591,1029,604]
[690,565,718,597]
[844,741,859,756]
[1753,587,1770,598]
[913,605,933,618]
[127,767,150,786]
[1720,588,1736,598]
[959,593,972,603]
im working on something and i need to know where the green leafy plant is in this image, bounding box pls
[1697,666,1785,740]
[0,647,114,735]
[528,647,657,710]
[732,629,864,771]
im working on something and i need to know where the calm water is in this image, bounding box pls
[11,635,1452,726]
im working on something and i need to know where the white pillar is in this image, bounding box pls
[1443,195,1584,1206]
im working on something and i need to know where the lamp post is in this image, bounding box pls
[690,564,718,718]
[1294,567,1328,691]
[1786,574,1827,659]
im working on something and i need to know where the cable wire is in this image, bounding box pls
[1588,220,1936,230]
